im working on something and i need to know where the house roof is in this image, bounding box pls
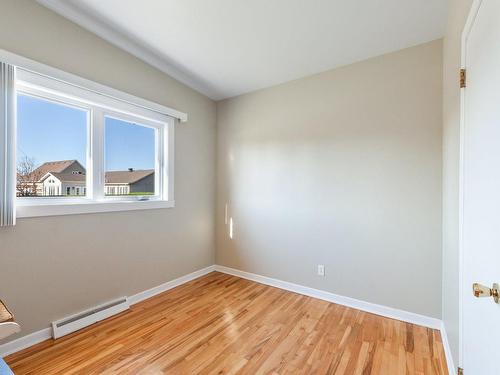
[32,160,82,177]
[42,170,154,184]
[50,172,86,183]
[105,170,154,184]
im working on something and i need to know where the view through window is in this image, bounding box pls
[16,94,88,198]
[104,116,156,196]
[17,95,158,199]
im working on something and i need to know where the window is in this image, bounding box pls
[14,67,177,218]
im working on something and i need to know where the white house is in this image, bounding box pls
[40,171,86,196]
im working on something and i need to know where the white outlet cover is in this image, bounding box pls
[317,265,325,276]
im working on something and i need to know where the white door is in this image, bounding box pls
[462,0,500,374]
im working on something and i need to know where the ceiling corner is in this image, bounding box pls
[35,0,221,100]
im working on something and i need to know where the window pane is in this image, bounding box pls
[16,94,88,197]
[104,117,156,196]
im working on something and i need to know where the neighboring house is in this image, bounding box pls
[20,160,154,196]
[34,160,86,196]
[40,171,86,196]
[105,169,155,195]
[17,160,86,196]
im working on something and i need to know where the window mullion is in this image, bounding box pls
[90,109,105,201]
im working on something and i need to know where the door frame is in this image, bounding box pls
[459,0,484,369]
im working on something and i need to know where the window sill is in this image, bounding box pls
[16,200,175,218]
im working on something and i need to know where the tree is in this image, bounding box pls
[16,156,44,197]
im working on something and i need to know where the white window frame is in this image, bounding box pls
[2,50,186,218]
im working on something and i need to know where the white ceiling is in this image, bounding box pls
[38,0,448,100]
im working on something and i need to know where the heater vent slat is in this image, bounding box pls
[52,297,129,339]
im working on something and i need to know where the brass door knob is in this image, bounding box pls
[472,283,499,303]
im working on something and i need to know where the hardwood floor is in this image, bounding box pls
[6,272,448,374]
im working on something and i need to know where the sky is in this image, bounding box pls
[17,94,156,172]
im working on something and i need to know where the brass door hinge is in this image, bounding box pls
[460,69,466,88]
[458,367,464,375]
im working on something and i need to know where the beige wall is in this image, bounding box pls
[0,0,216,341]
[216,40,443,318]
[442,0,473,367]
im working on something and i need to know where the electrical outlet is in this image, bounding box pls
[317,265,325,276]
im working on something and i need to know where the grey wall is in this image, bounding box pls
[216,40,443,318]
[442,0,473,367]
[0,0,216,341]
[130,174,155,194]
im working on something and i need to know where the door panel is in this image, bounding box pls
[462,0,500,373]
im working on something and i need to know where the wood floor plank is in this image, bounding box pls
[5,272,448,374]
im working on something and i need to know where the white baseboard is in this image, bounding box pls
[214,265,442,330]
[128,265,216,305]
[440,322,456,375]
[0,265,216,358]
[0,328,52,358]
